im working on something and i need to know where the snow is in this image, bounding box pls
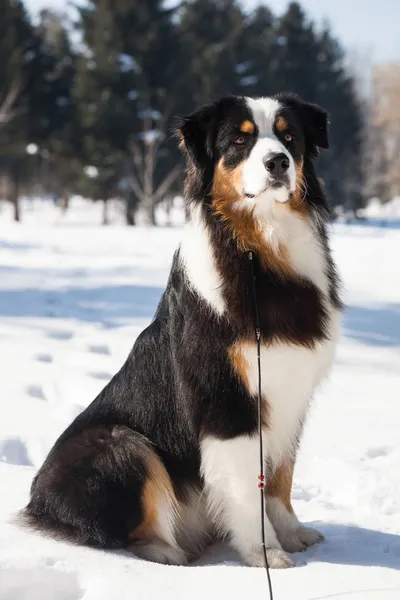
[360,196,400,221]
[0,198,399,600]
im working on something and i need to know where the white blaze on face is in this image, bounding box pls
[241,97,296,204]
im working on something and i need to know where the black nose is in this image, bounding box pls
[264,153,290,178]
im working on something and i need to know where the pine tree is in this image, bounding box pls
[0,0,37,221]
[179,0,245,107]
[235,5,277,98]
[32,10,78,210]
[313,26,364,211]
[115,0,186,224]
[273,2,319,100]
[74,0,184,225]
[73,0,130,224]
[271,3,364,211]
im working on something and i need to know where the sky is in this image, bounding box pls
[25,0,400,65]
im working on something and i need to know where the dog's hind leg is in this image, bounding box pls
[127,448,189,565]
[23,425,188,564]
[129,540,188,566]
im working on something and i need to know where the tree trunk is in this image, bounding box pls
[11,175,20,222]
[102,198,109,225]
[125,192,137,226]
[61,193,70,213]
[126,204,136,226]
[164,196,173,226]
[143,197,156,226]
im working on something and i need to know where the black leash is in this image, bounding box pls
[248,251,274,600]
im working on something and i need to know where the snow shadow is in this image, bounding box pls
[0,438,33,466]
[344,218,400,230]
[344,304,400,348]
[0,240,39,252]
[0,567,84,600]
[303,523,400,571]
[0,283,164,324]
[194,524,400,571]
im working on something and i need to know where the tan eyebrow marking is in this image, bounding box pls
[240,120,255,134]
[276,116,288,132]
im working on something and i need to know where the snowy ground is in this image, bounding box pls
[0,199,399,600]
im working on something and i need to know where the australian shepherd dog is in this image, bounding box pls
[22,93,342,569]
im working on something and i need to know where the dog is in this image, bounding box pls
[22,93,342,569]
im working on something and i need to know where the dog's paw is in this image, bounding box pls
[280,526,324,553]
[244,548,294,569]
[266,548,294,568]
[129,540,188,565]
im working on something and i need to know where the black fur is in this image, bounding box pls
[22,94,341,553]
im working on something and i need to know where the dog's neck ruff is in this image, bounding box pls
[180,202,330,321]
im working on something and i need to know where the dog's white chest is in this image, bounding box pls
[239,323,339,466]
[182,207,341,466]
[242,212,340,465]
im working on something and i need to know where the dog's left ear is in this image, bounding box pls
[300,100,329,150]
[277,93,329,151]
[174,103,217,169]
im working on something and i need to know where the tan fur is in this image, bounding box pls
[130,453,178,541]
[130,479,158,540]
[240,120,255,134]
[289,159,308,216]
[211,159,297,278]
[276,116,288,132]
[266,459,294,514]
[228,343,251,392]
[177,130,186,151]
[228,341,269,426]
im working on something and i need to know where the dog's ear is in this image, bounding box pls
[175,103,217,168]
[300,100,329,150]
[277,93,329,152]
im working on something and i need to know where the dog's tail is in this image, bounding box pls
[16,506,100,546]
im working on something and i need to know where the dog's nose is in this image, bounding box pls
[264,153,290,178]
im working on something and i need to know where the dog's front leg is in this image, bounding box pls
[201,434,293,568]
[265,459,324,553]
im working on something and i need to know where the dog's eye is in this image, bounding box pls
[285,133,294,143]
[234,136,245,145]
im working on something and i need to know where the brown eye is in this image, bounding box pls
[285,133,293,142]
[234,136,245,145]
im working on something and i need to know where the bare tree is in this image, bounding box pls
[366,64,400,203]
[0,82,20,126]
[0,81,21,221]
[129,102,181,226]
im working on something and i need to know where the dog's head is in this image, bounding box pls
[176,94,328,220]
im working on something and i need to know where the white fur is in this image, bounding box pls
[175,486,212,559]
[265,496,324,553]
[240,202,341,464]
[228,209,339,562]
[201,434,293,568]
[200,296,337,567]
[235,204,341,466]
[275,206,331,294]
[130,540,188,566]
[155,491,180,550]
[240,341,327,467]
[242,97,296,200]
[130,485,211,565]
[180,204,225,316]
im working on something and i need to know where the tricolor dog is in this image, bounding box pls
[22,93,342,569]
